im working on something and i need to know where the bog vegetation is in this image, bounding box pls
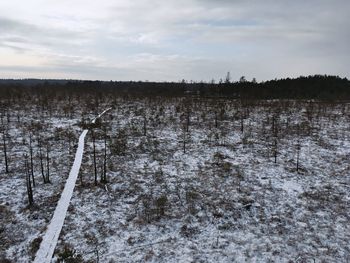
[0,75,349,262]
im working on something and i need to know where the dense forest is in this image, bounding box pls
[0,75,349,101]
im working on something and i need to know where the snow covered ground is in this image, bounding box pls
[1,98,349,262]
[34,108,111,263]
[33,129,88,263]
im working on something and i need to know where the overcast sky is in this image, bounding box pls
[0,0,349,82]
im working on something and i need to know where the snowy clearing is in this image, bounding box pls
[34,108,111,263]
[33,130,88,263]
[1,98,349,262]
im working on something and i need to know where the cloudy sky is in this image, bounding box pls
[0,0,349,82]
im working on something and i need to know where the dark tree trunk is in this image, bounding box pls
[143,115,147,136]
[25,155,34,206]
[186,111,190,132]
[92,130,97,185]
[2,131,9,173]
[29,134,35,187]
[38,137,47,183]
[101,128,107,183]
[274,138,277,164]
[183,129,186,154]
[46,143,50,183]
[68,131,71,156]
[296,144,300,173]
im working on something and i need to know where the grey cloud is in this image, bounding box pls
[0,0,349,81]
[0,16,89,52]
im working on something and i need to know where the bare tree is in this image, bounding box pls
[1,128,9,173]
[186,109,190,132]
[46,142,51,183]
[25,154,34,206]
[67,126,74,156]
[38,136,47,184]
[143,114,147,136]
[296,125,301,173]
[273,138,278,163]
[29,134,35,187]
[101,127,107,183]
[92,130,98,185]
[296,143,301,172]
[272,115,279,164]
[181,124,190,154]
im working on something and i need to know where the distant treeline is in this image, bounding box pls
[0,75,349,101]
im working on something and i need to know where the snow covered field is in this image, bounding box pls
[1,98,349,262]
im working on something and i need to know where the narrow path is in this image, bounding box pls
[92,108,112,124]
[34,108,111,263]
